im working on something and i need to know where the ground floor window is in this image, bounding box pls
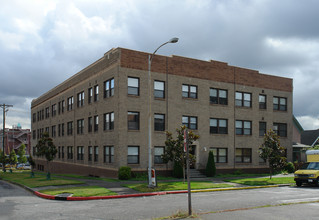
[128,146,139,164]
[77,146,84,160]
[104,146,114,163]
[67,146,73,159]
[210,148,227,163]
[154,146,165,164]
[235,148,252,163]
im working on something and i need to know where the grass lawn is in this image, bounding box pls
[54,173,119,182]
[225,177,295,186]
[124,181,233,192]
[39,186,117,197]
[0,171,84,188]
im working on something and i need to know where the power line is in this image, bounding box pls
[0,104,13,172]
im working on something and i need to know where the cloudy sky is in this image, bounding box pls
[1,0,319,130]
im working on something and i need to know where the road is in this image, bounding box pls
[1,180,319,219]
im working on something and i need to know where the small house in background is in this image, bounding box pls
[292,116,308,162]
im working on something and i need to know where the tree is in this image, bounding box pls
[162,126,199,181]
[8,149,18,172]
[206,150,216,177]
[35,132,57,180]
[260,129,287,179]
[17,144,27,164]
[28,155,36,177]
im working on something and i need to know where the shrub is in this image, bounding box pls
[284,162,295,173]
[118,166,131,180]
[173,162,183,178]
[206,150,216,177]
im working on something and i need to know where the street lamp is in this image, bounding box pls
[148,37,179,187]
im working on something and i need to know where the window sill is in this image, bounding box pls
[209,103,228,107]
[127,94,140,98]
[154,97,165,101]
[182,97,198,101]
[235,106,252,109]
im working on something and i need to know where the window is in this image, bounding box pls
[94,115,99,132]
[94,146,99,162]
[259,148,266,163]
[210,148,227,163]
[182,84,197,99]
[58,146,61,159]
[51,125,56,137]
[104,78,114,98]
[67,96,74,111]
[67,121,73,135]
[45,107,50,118]
[104,146,114,163]
[104,112,114,130]
[58,124,61,137]
[210,118,228,134]
[77,91,85,107]
[235,92,251,107]
[52,104,57,117]
[235,148,252,163]
[154,81,165,98]
[210,88,228,105]
[154,147,165,164]
[88,117,93,133]
[273,123,287,137]
[77,119,84,134]
[33,113,36,122]
[88,87,93,104]
[259,122,266,136]
[61,146,64,159]
[128,146,139,164]
[45,127,49,134]
[88,146,93,161]
[128,77,139,96]
[32,130,36,139]
[273,97,287,111]
[236,120,252,135]
[61,123,64,136]
[154,114,165,131]
[67,146,73,159]
[77,146,84,160]
[259,95,266,109]
[182,116,197,130]
[94,85,99,102]
[61,100,65,113]
[128,112,139,130]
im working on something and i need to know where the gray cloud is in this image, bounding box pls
[1,0,319,129]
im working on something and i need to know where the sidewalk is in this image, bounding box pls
[29,174,293,201]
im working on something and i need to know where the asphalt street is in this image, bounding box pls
[1,180,319,219]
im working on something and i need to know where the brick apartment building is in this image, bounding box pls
[1,124,31,155]
[31,47,293,177]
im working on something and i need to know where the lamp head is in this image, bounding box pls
[169,37,179,43]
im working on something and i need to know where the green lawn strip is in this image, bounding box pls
[124,181,233,193]
[225,177,295,186]
[53,173,119,182]
[0,172,84,188]
[39,185,117,197]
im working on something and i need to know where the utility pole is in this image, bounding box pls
[1,104,13,172]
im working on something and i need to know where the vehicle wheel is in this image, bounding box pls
[296,181,302,187]
[315,178,319,187]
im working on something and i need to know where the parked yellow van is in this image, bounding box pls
[294,150,319,186]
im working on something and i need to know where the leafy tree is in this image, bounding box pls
[8,149,18,172]
[17,144,27,164]
[260,129,287,179]
[28,155,36,177]
[0,149,7,172]
[162,126,199,181]
[35,132,57,180]
[206,150,216,177]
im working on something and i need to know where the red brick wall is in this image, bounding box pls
[120,48,293,92]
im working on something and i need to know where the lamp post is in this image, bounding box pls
[148,37,179,187]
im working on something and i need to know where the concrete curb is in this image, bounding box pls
[33,184,291,201]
